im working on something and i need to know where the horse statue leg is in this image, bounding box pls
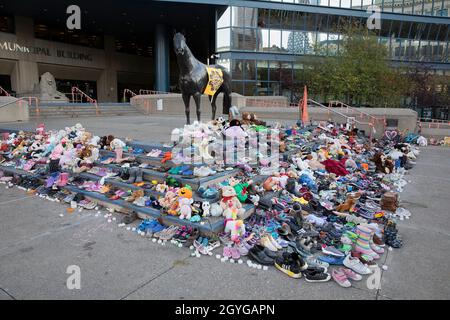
[209,90,220,120]
[182,93,191,124]
[221,82,232,118]
[193,92,202,122]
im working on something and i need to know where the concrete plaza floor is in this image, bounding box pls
[0,116,449,299]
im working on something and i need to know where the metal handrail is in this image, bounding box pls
[71,87,99,115]
[123,89,137,102]
[0,86,11,97]
[328,100,386,125]
[138,89,171,95]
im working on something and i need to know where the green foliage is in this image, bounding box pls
[306,24,408,107]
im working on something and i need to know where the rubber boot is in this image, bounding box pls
[127,168,137,184]
[135,168,143,183]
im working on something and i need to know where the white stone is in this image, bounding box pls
[388,246,393,251]
[112,217,116,221]
[152,238,157,242]
[238,259,243,264]
[59,214,64,217]
[107,219,112,223]
[132,227,136,231]
[382,265,388,271]
[178,243,183,248]
[257,265,262,270]
[230,259,235,264]
[263,266,269,271]
[95,207,99,211]
[126,227,131,231]
[216,254,221,259]
[189,245,194,250]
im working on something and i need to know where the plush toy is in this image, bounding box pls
[202,201,211,217]
[249,194,260,206]
[210,203,223,217]
[335,192,361,212]
[219,186,244,217]
[178,197,194,220]
[223,203,246,242]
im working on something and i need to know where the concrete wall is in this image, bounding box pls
[0,16,152,102]
[131,94,418,138]
[131,93,246,117]
[0,96,29,122]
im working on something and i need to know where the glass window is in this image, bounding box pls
[269,29,282,51]
[231,7,258,28]
[244,60,256,80]
[232,59,244,80]
[257,60,269,81]
[217,28,230,52]
[217,7,231,28]
[0,15,14,34]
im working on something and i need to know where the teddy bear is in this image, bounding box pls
[178,197,194,220]
[219,186,245,217]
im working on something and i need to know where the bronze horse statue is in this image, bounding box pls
[173,32,232,124]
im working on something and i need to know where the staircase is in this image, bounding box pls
[29,102,143,119]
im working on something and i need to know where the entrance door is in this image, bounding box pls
[55,79,97,101]
[0,74,13,96]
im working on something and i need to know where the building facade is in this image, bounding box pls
[0,0,449,118]
[214,0,449,118]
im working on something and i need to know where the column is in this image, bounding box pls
[154,24,169,92]
[97,35,118,102]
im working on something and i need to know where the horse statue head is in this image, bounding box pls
[173,32,187,56]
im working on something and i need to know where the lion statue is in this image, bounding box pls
[38,72,69,102]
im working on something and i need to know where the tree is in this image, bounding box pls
[305,24,409,107]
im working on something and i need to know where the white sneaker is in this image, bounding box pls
[343,254,372,275]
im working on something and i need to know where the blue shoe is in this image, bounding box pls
[317,255,345,265]
[202,188,218,199]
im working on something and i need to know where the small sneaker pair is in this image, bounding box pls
[331,267,363,288]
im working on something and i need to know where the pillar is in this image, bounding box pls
[154,24,169,92]
[97,35,118,102]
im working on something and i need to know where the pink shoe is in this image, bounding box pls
[230,246,241,260]
[342,267,362,281]
[331,268,351,288]
[223,246,232,258]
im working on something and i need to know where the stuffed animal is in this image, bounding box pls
[249,194,260,206]
[219,186,244,216]
[178,197,194,220]
[223,203,246,242]
[202,201,211,217]
[335,192,362,212]
[210,203,223,217]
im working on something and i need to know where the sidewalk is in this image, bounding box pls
[0,126,449,299]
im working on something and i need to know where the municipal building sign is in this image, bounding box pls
[0,41,93,61]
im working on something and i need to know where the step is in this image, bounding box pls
[0,165,230,234]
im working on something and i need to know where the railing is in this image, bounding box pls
[71,87,99,115]
[123,89,137,102]
[328,100,387,126]
[419,118,450,129]
[138,89,171,95]
[308,99,377,138]
[0,86,11,97]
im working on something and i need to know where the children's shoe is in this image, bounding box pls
[303,268,331,283]
[274,252,306,279]
[317,255,345,265]
[343,253,372,275]
[342,267,363,281]
[331,268,351,288]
